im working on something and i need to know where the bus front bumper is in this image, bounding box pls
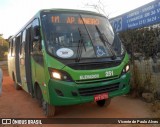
[48,72,130,106]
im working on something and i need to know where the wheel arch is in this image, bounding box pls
[34,82,41,99]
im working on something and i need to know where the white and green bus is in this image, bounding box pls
[8,9,130,117]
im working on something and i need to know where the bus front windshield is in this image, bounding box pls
[41,13,125,60]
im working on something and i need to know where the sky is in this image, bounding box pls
[0,0,154,39]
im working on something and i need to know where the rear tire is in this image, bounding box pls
[96,98,111,107]
[12,73,21,90]
[14,82,21,90]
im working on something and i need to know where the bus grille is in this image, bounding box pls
[78,83,119,96]
[68,62,121,70]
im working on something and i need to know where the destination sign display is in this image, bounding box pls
[110,1,160,32]
[51,16,100,25]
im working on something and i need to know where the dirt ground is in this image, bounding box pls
[0,65,159,127]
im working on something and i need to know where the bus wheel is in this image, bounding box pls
[14,82,21,90]
[96,98,111,107]
[42,101,56,117]
[12,73,21,90]
[36,86,55,117]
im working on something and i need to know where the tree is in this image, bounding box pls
[0,36,9,61]
[84,0,109,17]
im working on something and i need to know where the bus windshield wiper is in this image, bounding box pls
[75,28,86,62]
[95,25,116,60]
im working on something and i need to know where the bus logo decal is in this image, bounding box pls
[80,74,99,80]
[56,48,74,58]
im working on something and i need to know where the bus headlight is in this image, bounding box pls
[122,64,130,74]
[49,68,73,82]
[52,72,61,80]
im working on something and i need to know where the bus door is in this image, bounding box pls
[25,25,34,96]
[31,18,45,91]
[15,35,21,84]
[19,30,28,92]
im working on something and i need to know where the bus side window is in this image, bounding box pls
[15,33,21,57]
[12,38,16,56]
[11,38,16,57]
[20,30,26,55]
[10,40,13,56]
[26,25,32,51]
[8,39,11,53]
[32,18,41,52]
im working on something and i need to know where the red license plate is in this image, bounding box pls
[94,93,108,102]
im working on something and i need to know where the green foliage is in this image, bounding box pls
[0,36,9,61]
[119,27,160,61]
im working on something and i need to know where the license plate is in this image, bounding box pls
[94,93,108,102]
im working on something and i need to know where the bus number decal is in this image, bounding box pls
[105,71,113,77]
[52,16,60,23]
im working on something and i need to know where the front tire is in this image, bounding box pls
[96,98,111,107]
[42,101,56,117]
[36,86,43,107]
[36,85,56,117]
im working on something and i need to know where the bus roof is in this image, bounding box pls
[10,8,105,40]
[39,8,104,16]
